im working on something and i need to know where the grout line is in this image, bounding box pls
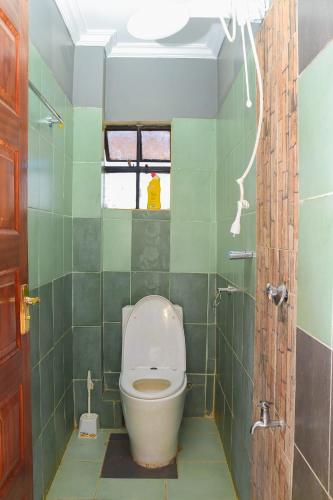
[164,479,168,500]
[295,444,332,498]
[300,191,333,203]
[297,325,332,352]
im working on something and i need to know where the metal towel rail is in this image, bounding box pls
[29,80,64,128]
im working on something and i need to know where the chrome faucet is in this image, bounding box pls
[250,401,285,435]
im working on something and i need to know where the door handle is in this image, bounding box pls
[20,284,40,335]
[24,296,40,305]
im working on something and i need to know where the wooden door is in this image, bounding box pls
[0,1,32,499]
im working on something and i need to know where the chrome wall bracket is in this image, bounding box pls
[265,283,288,306]
[213,286,243,308]
[228,250,256,260]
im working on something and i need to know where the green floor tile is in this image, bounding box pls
[61,430,111,463]
[46,460,100,499]
[46,419,237,500]
[95,478,165,500]
[168,462,237,500]
[178,429,226,462]
[180,417,219,436]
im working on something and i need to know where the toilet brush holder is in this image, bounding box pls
[79,412,99,439]
[78,370,99,439]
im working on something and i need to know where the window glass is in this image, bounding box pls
[104,172,136,209]
[107,130,137,161]
[141,130,170,161]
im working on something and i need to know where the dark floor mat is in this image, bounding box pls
[101,433,178,479]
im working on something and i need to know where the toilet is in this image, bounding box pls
[119,295,187,468]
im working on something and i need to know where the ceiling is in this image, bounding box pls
[54,0,267,59]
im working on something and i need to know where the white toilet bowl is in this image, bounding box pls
[119,295,187,468]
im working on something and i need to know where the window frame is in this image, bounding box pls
[103,124,171,209]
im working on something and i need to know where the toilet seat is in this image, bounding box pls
[120,368,186,400]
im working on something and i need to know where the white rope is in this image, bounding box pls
[230,18,264,236]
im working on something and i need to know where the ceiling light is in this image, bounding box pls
[127,3,190,40]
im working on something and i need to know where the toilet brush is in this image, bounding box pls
[78,370,100,439]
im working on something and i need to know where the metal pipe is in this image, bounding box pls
[228,250,256,260]
[29,81,64,127]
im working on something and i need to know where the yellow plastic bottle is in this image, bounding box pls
[147,172,161,210]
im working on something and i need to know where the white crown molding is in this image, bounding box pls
[54,0,86,44]
[78,29,118,47]
[204,22,225,58]
[54,0,225,59]
[109,42,217,59]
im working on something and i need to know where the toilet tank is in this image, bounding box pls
[121,295,185,371]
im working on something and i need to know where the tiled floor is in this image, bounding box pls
[47,418,237,500]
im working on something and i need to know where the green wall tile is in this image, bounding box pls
[297,195,333,347]
[63,157,73,216]
[73,107,103,163]
[170,273,208,324]
[73,218,101,272]
[133,209,170,220]
[73,327,102,379]
[54,214,64,278]
[170,221,211,273]
[103,272,130,322]
[184,375,206,417]
[53,277,65,342]
[38,211,55,285]
[172,119,216,171]
[40,350,54,428]
[33,438,43,500]
[63,216,72,275]
[53,147,65,214]
[132,220,170,272]
[103,323,122,373]
[72,162,101,218]
[103,208,132,220]
[171,169,214,222]
[28,126,40,209]
[29,88,41,132]
[299,41,333,199]
[41,417,57,492]
[131,271,169,304]
[103,218,131,272]
[28,209,39,289]
[39,136,53,212]
[184,324,207,373]
[54,341,65,406]
[73,273,101,326]
[28,44,74,500]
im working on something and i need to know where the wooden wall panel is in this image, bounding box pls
[252,0,298,498]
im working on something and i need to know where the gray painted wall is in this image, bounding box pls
[298,0,333,74]
[29,0,74,100]
[104,57,218,121]
[72,46,106,107]
[217,23,260,110]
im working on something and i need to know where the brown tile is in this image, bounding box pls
[292,447,328,500]
[295,328,331,489]
[330,367,333,498]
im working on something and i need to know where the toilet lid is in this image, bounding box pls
[122,295,186,371]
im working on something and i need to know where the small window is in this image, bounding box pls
[103,125,171,210]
